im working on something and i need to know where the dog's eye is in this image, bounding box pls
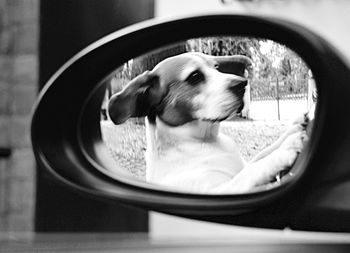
[186,70,205,85]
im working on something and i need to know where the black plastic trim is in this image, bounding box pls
[31,14,350,230]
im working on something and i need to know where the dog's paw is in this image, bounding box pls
[277,130,308,168]
[284,123,304,137]
[284,112,310,135]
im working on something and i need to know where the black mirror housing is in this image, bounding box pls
[31,15,350,232]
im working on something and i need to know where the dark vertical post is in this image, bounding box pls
[37,0,154,232]
[276,78,280,120]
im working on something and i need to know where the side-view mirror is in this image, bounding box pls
[31,15,350,232]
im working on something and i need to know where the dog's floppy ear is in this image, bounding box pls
[212,55,252,77]
[107,71,162,125]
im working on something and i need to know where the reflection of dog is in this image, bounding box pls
[108,52,307,194]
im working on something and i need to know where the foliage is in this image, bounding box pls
[105,36,310,104]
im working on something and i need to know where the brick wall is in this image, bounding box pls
[0,0,38,231]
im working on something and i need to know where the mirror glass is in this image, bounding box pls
[100,36,316,194]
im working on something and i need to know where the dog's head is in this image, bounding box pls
[108,52,251,126]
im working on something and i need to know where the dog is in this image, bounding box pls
[107,52,307,194]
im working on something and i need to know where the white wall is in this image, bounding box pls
[155,0,350,65]
[155,0,236,17]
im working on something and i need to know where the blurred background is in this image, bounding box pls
[1,0,350,240]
